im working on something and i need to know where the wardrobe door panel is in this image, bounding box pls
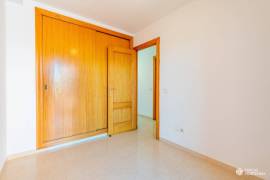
[108,47,137,135]
[42,16,96,143]
[95,32,130,130]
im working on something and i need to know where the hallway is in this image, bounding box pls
[0,116,257,180]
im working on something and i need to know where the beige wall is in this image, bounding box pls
[0,0,6,172]
[135,0,270,178]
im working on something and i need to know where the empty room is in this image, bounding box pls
[0,0,269,180]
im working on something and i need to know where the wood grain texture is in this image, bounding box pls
[36,7,44,148]
[95,32,130,130]
[36,8,133,148]
[134,38,160,139]
[42,16,97,143]
[108,47,137,135]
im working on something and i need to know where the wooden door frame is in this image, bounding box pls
[36,8,133,149]
[134,37,160,140]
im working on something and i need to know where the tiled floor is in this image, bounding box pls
[0,116,259,180]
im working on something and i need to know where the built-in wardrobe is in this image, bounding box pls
[36,8,137,148]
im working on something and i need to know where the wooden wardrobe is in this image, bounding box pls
[36,8,136,148]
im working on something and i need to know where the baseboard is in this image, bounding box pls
[7,133,108,161]
[160,138,263,180]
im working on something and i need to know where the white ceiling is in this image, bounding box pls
[35,0,191,34]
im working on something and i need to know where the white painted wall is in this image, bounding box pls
[6,0,36,157]
[138,46,156,118]
[135,0,270,178]
[0,0,7,171]
[5,0,133,156]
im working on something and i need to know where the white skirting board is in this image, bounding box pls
[160,138,263,180]
[7,133,108,161]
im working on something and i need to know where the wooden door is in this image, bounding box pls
[41,16,97,146]
[108,47,137,135]
[94,32,131,131]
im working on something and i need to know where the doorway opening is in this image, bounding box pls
[135,38,160,140]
